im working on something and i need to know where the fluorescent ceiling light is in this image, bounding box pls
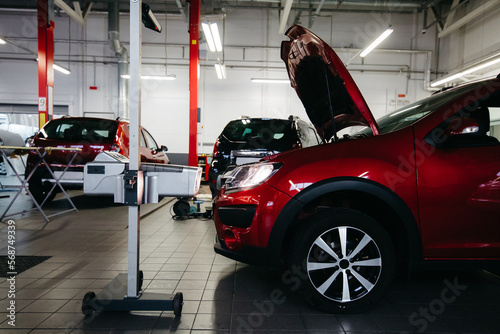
[121,74,177,80]
[251,78,290,84]
[210,23,223,52]
[202,22,222,52]
[35,58,71,75]
[360,26,394,58]
[215,62,226,80]
[53,64,71,74]
[0,38,6,45]
[431,57,500,87]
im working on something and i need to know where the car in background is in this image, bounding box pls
[213,25,500,313]
[208,116,320,197]
[0,129,25,175]
[25,116,169,204]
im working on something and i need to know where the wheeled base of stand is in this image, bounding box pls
[81,272,183,316]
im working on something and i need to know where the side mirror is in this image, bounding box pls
[160,145,168,152]
[442,118,479,137]
[425,117,494,148]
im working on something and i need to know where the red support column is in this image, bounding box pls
[38,0,54,129]
[188,0,200,167]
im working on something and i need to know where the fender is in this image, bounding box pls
[266,176,422,268]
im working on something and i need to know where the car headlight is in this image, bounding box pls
[224,162,282,193]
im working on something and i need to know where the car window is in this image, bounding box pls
[140,131,147,148]
[490,106,500,141]
[143,129,158,151]
[358,82,489,136]
[222,119,293,142]
[39,118,118,142]
[425,89,500,147]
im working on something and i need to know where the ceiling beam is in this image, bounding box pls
[175,0,188,23]
[83,3,93,20]
[443,0,460,29]
[278,0,294,34]
[430,6,444,31]
[439,0,500,38]
[73,1,82,17]
[308,0,325,28]
[54,0,85,25]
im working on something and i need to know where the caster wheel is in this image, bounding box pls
[82,291,96,316]
[138,270,144,291]
[173,292,183,316]
[173,199,190,217]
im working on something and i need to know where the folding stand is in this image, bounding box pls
[81,0,183,317]
[0,146,79,223]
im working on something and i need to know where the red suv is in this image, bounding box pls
[26,117,169,204]
[213,25,500,313]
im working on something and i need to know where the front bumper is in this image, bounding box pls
[213,234,270,267]
[213,183,292,268]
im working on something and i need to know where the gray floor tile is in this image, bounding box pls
[1,188,499,334]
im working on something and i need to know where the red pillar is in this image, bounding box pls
[188,0,200,167]
[38,0,55,129]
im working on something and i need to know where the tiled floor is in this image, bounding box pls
[0,187,499,334]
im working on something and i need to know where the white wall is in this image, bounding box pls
[437,0,500,76]
[0,6,443,156]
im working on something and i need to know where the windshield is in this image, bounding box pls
[359,82,487,135]
[222,119,294,142]
[39,118,118,142]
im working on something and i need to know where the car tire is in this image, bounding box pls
[28,170,56,205]
[288,207,396,313]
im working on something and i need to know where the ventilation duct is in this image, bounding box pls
[108,2,129,118]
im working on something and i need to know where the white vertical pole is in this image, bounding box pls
[128,0,142,298]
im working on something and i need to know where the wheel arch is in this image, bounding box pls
[266,177,422,272]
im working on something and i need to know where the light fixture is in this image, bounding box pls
[215,61,226,80]
[36,58,71,74]
[251,78,290,84]
[0,37,6,45]
[202,22,222,52]
[431,56,500,87]
[360,26,394,58]
[53,64,71,74]
[121,74,177,80]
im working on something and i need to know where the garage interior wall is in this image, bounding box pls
[0,3,499,161]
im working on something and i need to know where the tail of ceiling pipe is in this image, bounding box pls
[108,1,129,118]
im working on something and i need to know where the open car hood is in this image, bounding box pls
[281,25,379,141]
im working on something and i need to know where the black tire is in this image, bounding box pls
[138,270,144,291]
[173,292,183,317]
[288,208,396,313]
[173,199,190,217]
[82,291,96,316]
[28,170,56,205]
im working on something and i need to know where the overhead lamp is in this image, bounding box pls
[251,78,290,84]
[431,57,500,87]
[202,22,223,52]
[35,58,71,74]
[141,3,162,33]
[53,64,71,74]
[215,61,226,80]
[0,38,6,45]
[360,26,394,58]
[121,74,177,80]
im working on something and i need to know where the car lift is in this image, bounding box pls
[81,1,183,316]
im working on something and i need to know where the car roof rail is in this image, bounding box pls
[241,115,250,119]
[288,115,300,121]
[116,117,130,121]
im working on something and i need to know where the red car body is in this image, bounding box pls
[25,117,169,203]
[213,25,500,313]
